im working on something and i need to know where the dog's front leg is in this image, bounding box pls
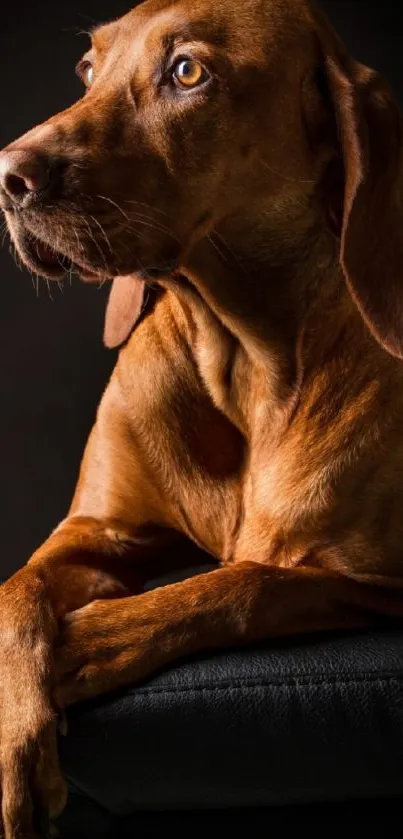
[0,514,166,839]
[55,561,403,710]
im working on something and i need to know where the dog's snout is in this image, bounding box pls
[0,149,52,206]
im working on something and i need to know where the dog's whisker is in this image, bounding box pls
[94,201,177,242]
[45,279,54,301]
[96,194,130,222]
[9,241,23,272]
[0,220,9,247]
[126,206,175,228]
[72,225,86,260]
[124,199,170,220]
[207,234,228,264]
[209,231,250,278]
[121,225,150,247]
[257,158,315,185]
[80,217,110,271]
[87,214,114,255]
[127,214,179,242]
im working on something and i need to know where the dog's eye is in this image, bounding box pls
[76,60,94,88]
[172,58,208,89]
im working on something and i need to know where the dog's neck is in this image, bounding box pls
[187,195,345,337]
[167,208,355,432]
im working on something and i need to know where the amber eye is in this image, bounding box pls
[172,58,207,89]
[77,61,94,87]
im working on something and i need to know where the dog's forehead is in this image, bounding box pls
[93,0,313,64]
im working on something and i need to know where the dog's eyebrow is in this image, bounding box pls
[89,23,105,41]
[163,21,229,51]
[89,21,117,50]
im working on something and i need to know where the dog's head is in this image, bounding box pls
[0,0,402,354]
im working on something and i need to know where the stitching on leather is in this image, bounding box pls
[133,674,403,696]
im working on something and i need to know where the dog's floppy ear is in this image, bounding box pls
[317,13,403,358]
[103,275,146,349]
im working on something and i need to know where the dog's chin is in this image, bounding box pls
[7,221,112,284]
[6,219,180,285]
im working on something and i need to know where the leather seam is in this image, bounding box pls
[133,674,403,695]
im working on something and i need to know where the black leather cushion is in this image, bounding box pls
[58,797,403,837]
[58,629,403,823]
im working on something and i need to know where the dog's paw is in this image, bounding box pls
[0,583,67,839]
[0,700,67,839]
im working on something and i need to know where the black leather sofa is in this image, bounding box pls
[57,623,403,835]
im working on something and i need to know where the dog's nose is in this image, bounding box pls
[0,149,51,206]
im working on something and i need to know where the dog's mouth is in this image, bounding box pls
[6,216,179,285]
[20,228,111,283]
[5,214,113,283]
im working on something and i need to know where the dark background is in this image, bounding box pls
[0,1,402,579]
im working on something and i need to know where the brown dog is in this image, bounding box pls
[1,0,403,835]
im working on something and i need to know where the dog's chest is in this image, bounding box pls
[121,295,326,562]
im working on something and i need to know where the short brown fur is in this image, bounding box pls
[0,0,403,835]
